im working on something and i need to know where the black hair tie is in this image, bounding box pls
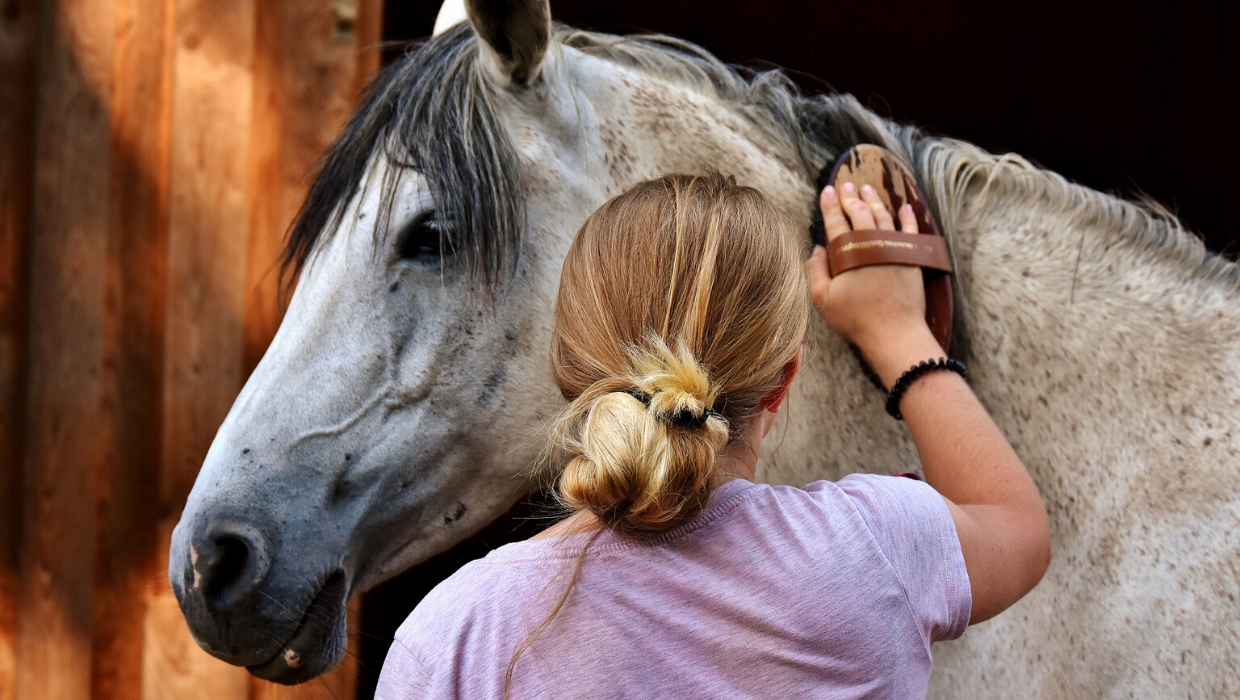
[666,409,722,427]
[885,358,968,420]
[626,391,721,428]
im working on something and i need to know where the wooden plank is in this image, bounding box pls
[159,0,255,551]
[93,0,175,697]
[356,0,382,89]
[0,0,39,695]
[246,0,380,378]
[146,0,257,695]
[241,0,284,378]
[151,0,387,694]
[16,0,117,696]
[282,0,370,212]
[0,0,40,697]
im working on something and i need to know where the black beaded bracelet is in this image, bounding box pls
[885,358,968,420]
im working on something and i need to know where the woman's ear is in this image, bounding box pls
[758,346,803,413]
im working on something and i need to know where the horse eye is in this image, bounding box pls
[396,212,446,265]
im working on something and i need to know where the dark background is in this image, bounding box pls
[358,1,1239,694]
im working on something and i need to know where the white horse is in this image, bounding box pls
[170,0,1240,694]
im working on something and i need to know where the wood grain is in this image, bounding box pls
[150,0,257,695]
[242,0,285,378]
[282,0,368,209]
[93,0,175,697]
[245,0,380,377]
[0,0,40,697]
[159,0,255,526]
[356,0,382,91]
[17,0,117,696]
[10,1,387,696]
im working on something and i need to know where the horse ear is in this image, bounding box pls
[433,0,468,36]
[463,0,552,85]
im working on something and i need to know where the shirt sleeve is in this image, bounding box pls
[375,638,434,700]
[835,473,972,643]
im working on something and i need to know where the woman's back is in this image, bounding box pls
[379,475,969,699]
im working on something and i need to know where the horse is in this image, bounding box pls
[169,0,1240,695]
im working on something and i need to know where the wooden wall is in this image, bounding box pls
[0,0,382,698]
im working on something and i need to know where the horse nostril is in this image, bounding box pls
[203,536,248,602]
[195,525,270,609]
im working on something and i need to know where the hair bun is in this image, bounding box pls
[554,336,731,537]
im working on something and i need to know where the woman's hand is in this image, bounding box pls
[805,182,943,386]
[806,180,1052,625]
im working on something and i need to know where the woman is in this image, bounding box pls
[376,169,1051,698]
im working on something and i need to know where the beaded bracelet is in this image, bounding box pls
[885,358,968,420]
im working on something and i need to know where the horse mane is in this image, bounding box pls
[912,140,1240,289]
[282,22,1237,293]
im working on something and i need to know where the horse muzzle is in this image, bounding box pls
[169,514,351,684]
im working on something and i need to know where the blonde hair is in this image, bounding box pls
[505,173,808,696]
[550,172,809,535]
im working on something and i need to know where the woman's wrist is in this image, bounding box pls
[855,323,946,388]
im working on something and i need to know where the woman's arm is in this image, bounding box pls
[806,183,1051,624]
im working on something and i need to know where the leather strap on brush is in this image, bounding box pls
[826,229,952,277]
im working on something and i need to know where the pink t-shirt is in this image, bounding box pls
[376,474,970,699]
